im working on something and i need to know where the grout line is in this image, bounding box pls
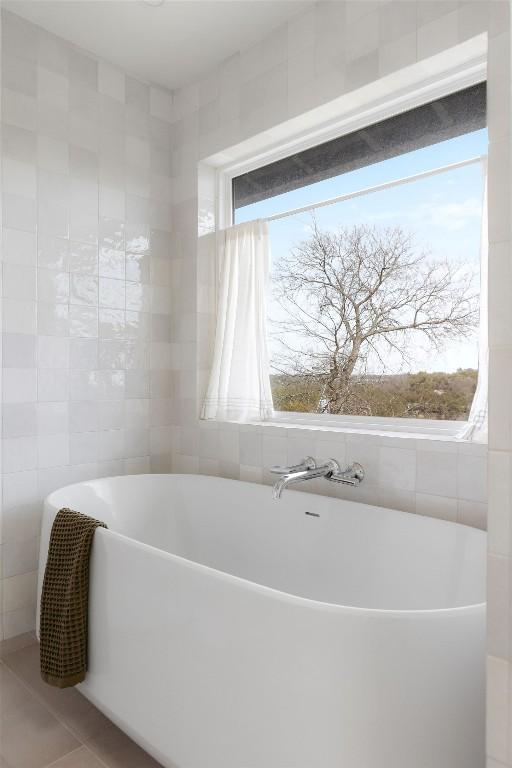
[5,648,161,767]
[42,745,85,768]
[81,743,112,768]
[1,645,88,748]
[2,642,132,767]
[1,655,84,759]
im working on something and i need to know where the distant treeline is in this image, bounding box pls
[271,369,477,420]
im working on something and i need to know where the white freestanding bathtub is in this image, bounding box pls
[37,474,486,768]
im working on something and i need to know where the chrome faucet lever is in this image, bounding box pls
[270,457,316,475]
[327,461,365,486]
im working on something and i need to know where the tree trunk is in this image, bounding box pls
[324,339,362,414]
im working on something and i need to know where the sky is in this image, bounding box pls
[235,130,487,373]
[235,129,488,375]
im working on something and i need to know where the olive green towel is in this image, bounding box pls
[40,508,107,689]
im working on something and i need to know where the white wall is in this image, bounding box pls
[1,2,510,765]
[487,3,512,767]
[0,9,175,639]
[167,3,508,766]
[169,1,490,524]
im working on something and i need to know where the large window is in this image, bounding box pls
[232,84,487,422]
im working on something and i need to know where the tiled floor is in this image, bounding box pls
[0,633,163,768]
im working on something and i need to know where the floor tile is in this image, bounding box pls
[86,724,163,768]
[0,634,37,660]
[0,663,79,768]
[1,661,34,712]
[3,644,111,742]
[44,747,106,768]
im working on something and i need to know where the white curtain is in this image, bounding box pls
[201,219,274,422]
[459,160,488,442]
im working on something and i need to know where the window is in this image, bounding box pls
[232,84,487,424]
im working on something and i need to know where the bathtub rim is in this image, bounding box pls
[42,473,487,618]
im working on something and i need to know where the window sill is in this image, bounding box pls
[255,412,483,444]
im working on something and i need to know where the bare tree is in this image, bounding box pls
[271,221,478,415]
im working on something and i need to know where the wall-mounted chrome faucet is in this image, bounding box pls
[270,457,365,500]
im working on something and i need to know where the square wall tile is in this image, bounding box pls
[417,450,457,497]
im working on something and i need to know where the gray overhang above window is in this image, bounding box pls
[232,82,487,210]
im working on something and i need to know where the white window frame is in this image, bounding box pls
[211,39,487,439]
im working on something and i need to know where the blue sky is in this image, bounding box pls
[235,129,488,374]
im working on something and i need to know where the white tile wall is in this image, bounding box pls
[165,3,505,766]
[169,0,490,529]
[487,4,512,768]
[0,1,509,763]
[0,9,175,639]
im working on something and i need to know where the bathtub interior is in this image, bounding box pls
[44,474,486,612]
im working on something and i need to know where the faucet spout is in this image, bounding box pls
[272,470,312,500]
[272,460,339,500]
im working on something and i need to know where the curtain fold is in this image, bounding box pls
[459,160,488,442]
[201,219,274,422]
